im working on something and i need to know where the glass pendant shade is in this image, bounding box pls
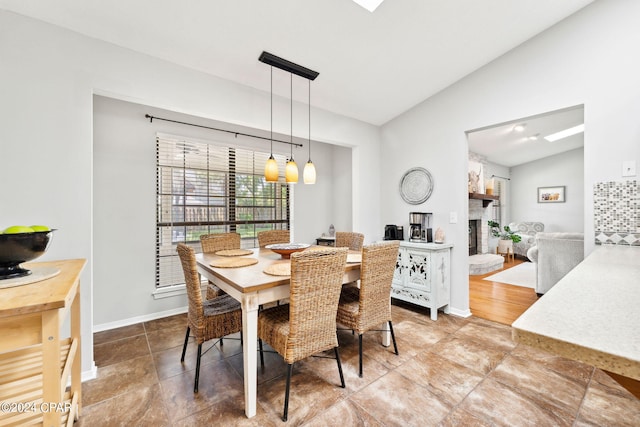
[285,158,298,184]
[303,160,316,184]
[265,155,279,182]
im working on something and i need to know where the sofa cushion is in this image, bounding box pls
[509,222,544,235]
[530,232,584,294]
[535,232,584,240]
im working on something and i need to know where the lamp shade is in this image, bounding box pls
[303,160,316,184]
[265,155,279,182]
[285,158,298,184]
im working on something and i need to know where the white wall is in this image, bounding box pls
[3,0,640,376]
[511,148,584,232]
[381,0,640,318]
[0,11,379,377]
[93,96,351,326]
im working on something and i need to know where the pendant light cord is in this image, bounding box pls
[308,80,311,161]
[270,66,274,154]
[290,73,293,160]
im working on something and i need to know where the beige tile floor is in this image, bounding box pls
[77,302,640,426]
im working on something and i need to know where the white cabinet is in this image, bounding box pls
[391,241,453,320]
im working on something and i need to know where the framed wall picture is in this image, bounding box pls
[538,186,565,203]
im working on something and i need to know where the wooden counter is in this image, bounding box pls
[0,258,85,426]
[512,245,639,396]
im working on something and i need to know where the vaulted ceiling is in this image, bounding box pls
[0,0,594,126]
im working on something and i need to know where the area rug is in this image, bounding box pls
[483,262,536,289]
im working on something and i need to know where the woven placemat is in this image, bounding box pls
[263,263,291,276]
[215,249,254,257]
[347,253,362,263]
[0,267,61,290]
[210,257,258,268]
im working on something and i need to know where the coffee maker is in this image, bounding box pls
[409,212,433,243]
[384,225,404,241]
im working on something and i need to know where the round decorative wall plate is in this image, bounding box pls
[399,167,434,205]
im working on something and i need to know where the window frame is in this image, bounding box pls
[154,135,290,291]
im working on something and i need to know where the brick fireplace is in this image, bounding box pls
[469,199,490,254]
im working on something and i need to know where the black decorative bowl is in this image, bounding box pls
[0,230,55,279]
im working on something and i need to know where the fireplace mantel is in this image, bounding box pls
[469,192,499,207]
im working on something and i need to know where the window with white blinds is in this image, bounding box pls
[156,135,290,288]
[491,180,503,225]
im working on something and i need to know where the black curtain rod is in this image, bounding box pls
[491,175,511,181]
[144,114,303,148]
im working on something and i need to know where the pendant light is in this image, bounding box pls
[264,65,279,182]
[285,73,298,184]
[259,51,319,184]
[303,79,316,184]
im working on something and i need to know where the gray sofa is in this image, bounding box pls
[508,222,544,258]
[527,232,584,295]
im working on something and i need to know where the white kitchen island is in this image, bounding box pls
[512,244,640,396]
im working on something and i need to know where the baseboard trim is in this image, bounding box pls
[448,307,472,318]
[93,306,187,333]
[74,362,97,384]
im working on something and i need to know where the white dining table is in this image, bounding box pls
[196,247,381,418]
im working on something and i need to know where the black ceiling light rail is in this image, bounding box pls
[144,114,303,148]
[258,51,319,81]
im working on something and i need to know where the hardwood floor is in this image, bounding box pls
[469,257,539,325]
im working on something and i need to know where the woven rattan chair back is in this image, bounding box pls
[257,247,348,421]
[335,231,364,251]
[257,230,290,248]
[354,241,399,330]
[286,247,348,362]
[336,240,400,377]
[177,243,205,328]
[200,232,241,253]
[199,233,241,299]
[176,243,242,392]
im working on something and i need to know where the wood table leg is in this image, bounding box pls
[41,310,62,427]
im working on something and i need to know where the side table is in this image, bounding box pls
[496,247,514,263]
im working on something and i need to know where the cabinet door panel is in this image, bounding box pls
[406,250,431,292]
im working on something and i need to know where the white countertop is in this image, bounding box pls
[400,241,453,250]
[512,244,640,380]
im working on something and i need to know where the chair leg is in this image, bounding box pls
[258,338,264,367]
[194,343,202,393]
[180,327,190,362]
[334,347,346,388]
[389,321,399,355]
[358,334,363,378]
[283,363,293,422]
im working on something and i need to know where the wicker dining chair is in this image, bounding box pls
[176,243,242,393]
[200,232,241,299]
[336,240,400,378]
[257,229,290,247]
[335,231,364,251]
[258,247,348,422]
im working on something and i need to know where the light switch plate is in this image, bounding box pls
[622,160,636,177]
[449,211,458,224]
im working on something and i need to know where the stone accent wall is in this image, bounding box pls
[594,180,640,245]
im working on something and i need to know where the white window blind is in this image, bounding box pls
[156,136,290,288]
[491,180,502,224]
